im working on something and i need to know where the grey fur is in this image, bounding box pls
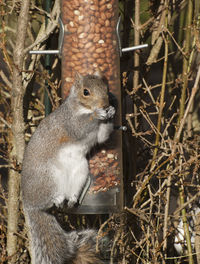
[21,73,115,263]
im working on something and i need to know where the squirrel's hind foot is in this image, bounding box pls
[67,195,78,208]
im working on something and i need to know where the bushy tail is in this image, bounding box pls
[25,209,102,264]
[71,230,103,264]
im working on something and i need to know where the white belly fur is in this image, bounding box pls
[50,143,89,206]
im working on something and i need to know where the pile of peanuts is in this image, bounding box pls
[89,149,120,193]
[61,0,120,97]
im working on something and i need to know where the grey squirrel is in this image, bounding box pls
[21,71,115,264]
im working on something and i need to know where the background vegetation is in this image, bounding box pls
[0,0,200,263]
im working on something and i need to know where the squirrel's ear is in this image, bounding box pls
[75,72,83,83]
[94,69,103,78]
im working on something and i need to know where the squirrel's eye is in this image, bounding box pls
[83,88,90,96]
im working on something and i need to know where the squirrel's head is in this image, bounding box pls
[73,71,110,111]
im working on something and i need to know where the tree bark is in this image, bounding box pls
[6,0,30,262]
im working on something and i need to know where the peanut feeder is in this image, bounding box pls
[61,0,123,214]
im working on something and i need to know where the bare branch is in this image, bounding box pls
[6,0,30,262]
[23,0,60,54]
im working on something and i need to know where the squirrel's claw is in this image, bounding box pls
[106,105,115,119]
[67,195,78,208]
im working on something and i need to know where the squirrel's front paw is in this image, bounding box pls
[105,106,115,119]
[96,106,115,120]
[95,108,107,120]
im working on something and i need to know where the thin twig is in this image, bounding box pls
[151,28,168,169]
[0,70,12,88]
[0,116,11,128]
[175,64,200,142]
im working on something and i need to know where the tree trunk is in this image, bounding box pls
[6,0,30,262]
